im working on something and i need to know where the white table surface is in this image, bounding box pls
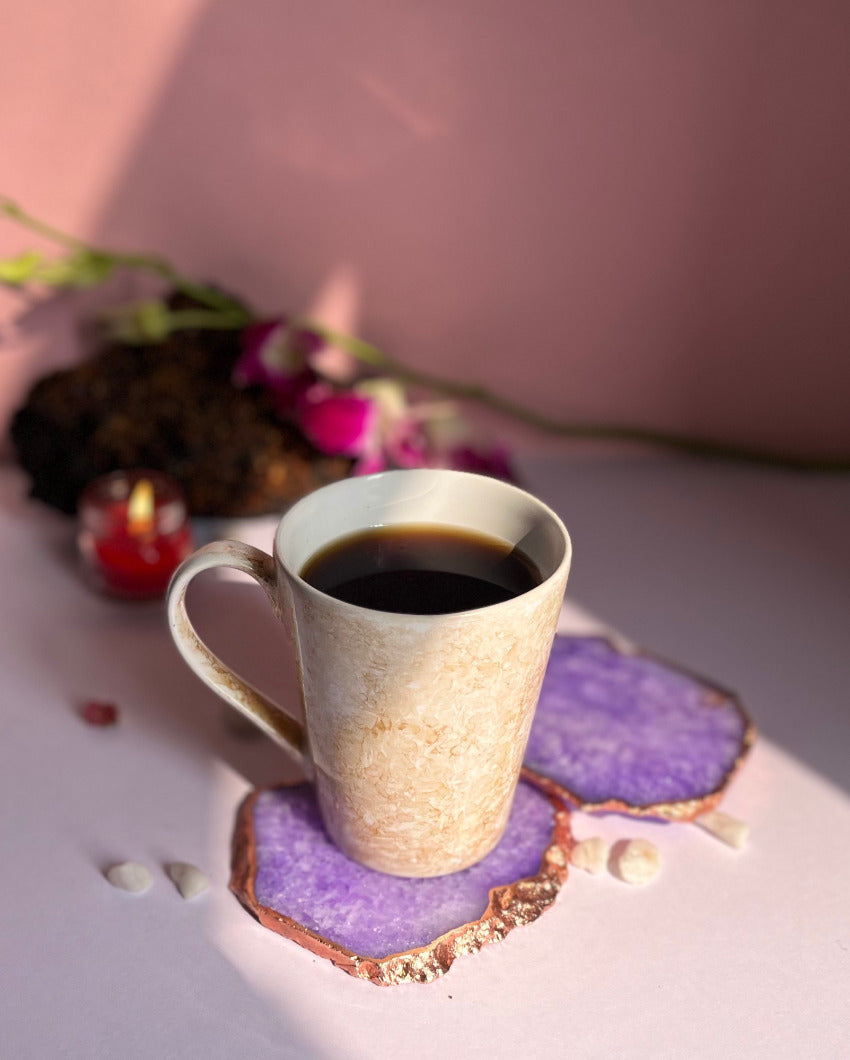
[1,456,848,1059]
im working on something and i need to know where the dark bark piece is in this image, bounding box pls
[11,311,349,516]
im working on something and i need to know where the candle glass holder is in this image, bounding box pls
[77,469,195,599]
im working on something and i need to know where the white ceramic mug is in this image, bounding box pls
[166,469,571,877]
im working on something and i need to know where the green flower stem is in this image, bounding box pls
[3,197,848,472]
[308,322,850,473]
[0,197,87,252]
[0,197,250,319]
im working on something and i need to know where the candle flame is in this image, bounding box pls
[127,478,155,536]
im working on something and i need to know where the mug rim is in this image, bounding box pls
[274,468,572,620]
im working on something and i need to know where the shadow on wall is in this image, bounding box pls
[6,0,850,456]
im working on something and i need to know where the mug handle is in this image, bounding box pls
[166,541,313,779]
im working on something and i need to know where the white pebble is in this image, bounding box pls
[695,810,749,850]
[570,837,609,875]
[106,861,153,893]
[611,839,661,885]
[167,862,209,900]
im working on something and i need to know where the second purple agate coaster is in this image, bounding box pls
[231,771,572,986]
[524,636,755,820]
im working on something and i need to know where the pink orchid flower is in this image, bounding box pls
[236,325,516,482]
[296,379,433,473]
[350,380,436,474]
[444,443,516,482]
[232,318,324,410]
[297,376,516,480]
[297,384,378,459]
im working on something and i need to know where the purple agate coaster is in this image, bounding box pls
[524,636,755,820]
[230,771,572,986]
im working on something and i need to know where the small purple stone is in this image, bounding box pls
[525,636,752,812]
[250,777,558,959]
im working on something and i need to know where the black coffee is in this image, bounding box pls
[300,525,541,615]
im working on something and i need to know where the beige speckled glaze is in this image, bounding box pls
[167,469,571,877]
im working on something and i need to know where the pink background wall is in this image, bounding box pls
[2,0,848,457]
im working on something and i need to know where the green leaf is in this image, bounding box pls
[0,249,43,284]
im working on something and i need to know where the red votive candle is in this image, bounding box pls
[77,469,195,599]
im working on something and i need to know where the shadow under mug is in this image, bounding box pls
[166,469,571,877]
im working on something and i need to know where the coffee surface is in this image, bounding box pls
[300,525,541,614]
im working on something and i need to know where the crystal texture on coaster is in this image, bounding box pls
[524,636,754,819]
[231,773,572,985]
